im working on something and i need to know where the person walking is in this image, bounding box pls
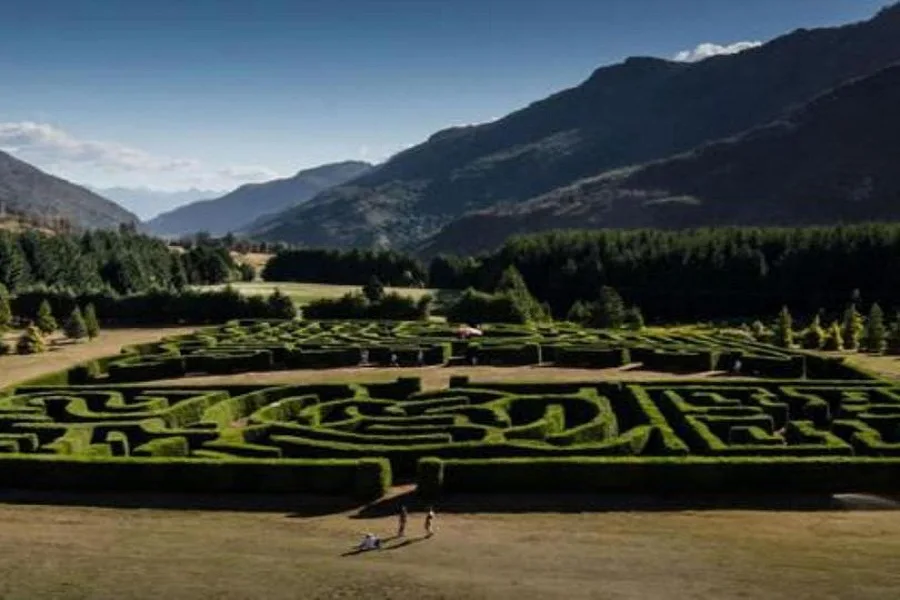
[424,506,435,537]
[397,505,408,538]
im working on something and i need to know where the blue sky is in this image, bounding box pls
[0,0,891,193]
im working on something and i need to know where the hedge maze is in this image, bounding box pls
[1,319,899,501]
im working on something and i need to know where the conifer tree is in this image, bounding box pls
[841,304,864,351]
[266,288,297,319]
[864,302,887,353]
[83,303,100,339]
[362,275,385,303]
[886,313,900,355]
[624,306,645,331]
[774,306,794,348]
[566,300,591,325]
[803,314,826,350]
[36,300,57,335]
[16,324,46,354]
[594,286,627,328]
[823,321,844,351]
[0,283,11,331]
[63,306,88,341]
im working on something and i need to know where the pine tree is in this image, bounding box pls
[624,306,645,331]
[773,306,794,348]
[864,302,887,353]
[83,303,100,339]
[35,300,57,335]
[823,321,844,351]
[362,275,385,303]
[803,314,826,350]
[886,313,900,355]
[0,283,11,331]
[841,304,864,351]
[266,288,297,319]
[16,324,46,354]
[63,306,88,341]
[593,286,627,328]
[566,300,591,324]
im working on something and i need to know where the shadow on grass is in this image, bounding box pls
[340,535,428,557]
[348,490,900,518]
[0,489,359,516]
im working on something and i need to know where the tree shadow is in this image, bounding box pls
[339,535,428,557]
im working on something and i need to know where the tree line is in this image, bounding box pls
[262,248,427,287]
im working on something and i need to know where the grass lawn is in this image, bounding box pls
[196,281,450,307]
[0,490,897,600]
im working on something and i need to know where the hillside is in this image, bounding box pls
[249,3,900,249]
[420,63,900,256]
[147,160,372,237]
[0,150,138,230]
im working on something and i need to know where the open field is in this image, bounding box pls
[196,281,446,306]
[145,364,750,389]
[0,326,198,388]
[0,492,898,600]
[841,353,900,381]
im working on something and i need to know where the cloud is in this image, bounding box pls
[0,121,281,188]
[673,41,762,63]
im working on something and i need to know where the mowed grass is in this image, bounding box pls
[197,281,448,307]
[0,327,199,389]
[0,493,898,600]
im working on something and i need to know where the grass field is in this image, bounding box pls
[0,490,897,600]
[197,281,447,307]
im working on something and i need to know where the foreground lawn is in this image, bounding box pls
[0,493,897,600]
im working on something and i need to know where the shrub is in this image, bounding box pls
[842,304,863,351]
[266,288,296,319]
[864,303,886,354]
[823,321,844,351]
[84,303,100,338]
[16,324,46,354]
[773,306,793,348]
[0,283,11,331]
[803,314,826,350]
[63,307,88,341]
[36,300,57,335]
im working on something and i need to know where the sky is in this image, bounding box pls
[0,0,892,195]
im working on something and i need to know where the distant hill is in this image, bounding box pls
[92,186,223,221]
[419,64,900,256]
[248,3,900,250]
[147,161,373,237]
[0,150,138,230]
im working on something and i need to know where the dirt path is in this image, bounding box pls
[0,494,897,600]
[0,327,198,389]
[145,365,752,390]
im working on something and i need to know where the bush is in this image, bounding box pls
[36,300,57,335]
[63,307,88,341]
[16,324,46,354]
[83,303,100,338]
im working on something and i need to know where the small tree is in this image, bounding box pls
[83,303,100,339]
[63,307,88,342]
[363,275,385,303]
[266,288,297,319]
[750,320,769,342]
[841,304,864,351]
[803,314,826,350]
[823,321,844,351]
[864,302,887,354]
[886,312,900,355]
[624,306,645,331]
[238,263,256,282]
[593,286,626,328]
[0,283,11,331]
[16,324,46,354]
[36,300,57,335]
[773,306,793,348]
[566,300,591,325]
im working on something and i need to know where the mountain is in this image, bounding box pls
[0,150,138,229]
[92,186,223,221]
[248,3,900,250]
[419,64,900,256]
[146,161,372,237]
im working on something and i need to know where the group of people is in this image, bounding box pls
[358,349,427,368]
[356,505,435,551]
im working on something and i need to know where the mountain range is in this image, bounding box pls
[146,160,372,237]
[0,149,138,229]
[245,3,900,253]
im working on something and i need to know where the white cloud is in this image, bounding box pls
[673,41,762,63]
[0,121,282,189]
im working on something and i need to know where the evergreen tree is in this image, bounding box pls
[773,306,794,348]
[886,313,900,355]
[593,286,627,328]
[841,304,864,351]
[266,288,297,319]
[566,300,591,324]
[63,306,88,341]
[362,275,386,303]
[624,306,645,331]
[494,266,548,322]
[0,283,11,331]
[36,300,57,335]
[823,321,844,351]
[864,302,887,353]
[802,314,826,350]
[83,303,100,339]
[16,324,46,354]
